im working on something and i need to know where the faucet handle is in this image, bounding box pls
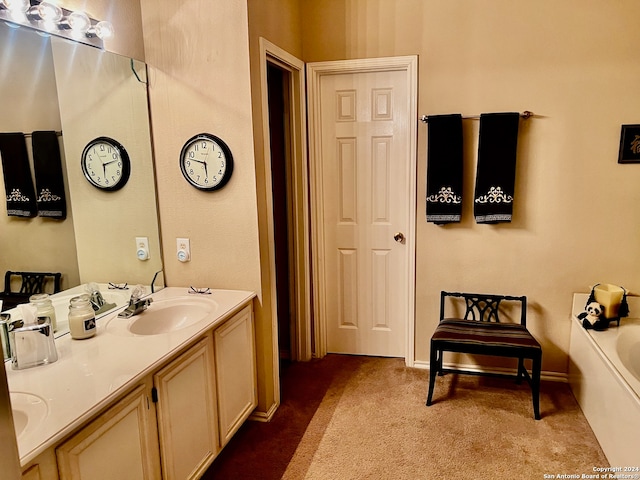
[130,284,146,302]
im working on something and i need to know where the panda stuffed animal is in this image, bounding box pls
[578,302,608,330]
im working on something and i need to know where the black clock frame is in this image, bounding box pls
[180,133,234,191]
[81,136,131,191]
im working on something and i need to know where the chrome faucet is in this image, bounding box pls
[89,289,106,311]
[118,287,153,318]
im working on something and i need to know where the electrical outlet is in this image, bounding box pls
[176,237,191,262]
[135,237,149,261]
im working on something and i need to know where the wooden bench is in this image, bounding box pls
[426,291,542,419]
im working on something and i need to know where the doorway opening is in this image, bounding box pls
[258,38,312,412]
[267,62,294,361]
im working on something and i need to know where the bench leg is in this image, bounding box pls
[516,357,525,384]
[426,344,439,406]
[532,353,542,420]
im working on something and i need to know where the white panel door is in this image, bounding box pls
[311,59,416,357]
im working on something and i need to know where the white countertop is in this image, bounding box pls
[5,287,256,466]
[1,283,141,337]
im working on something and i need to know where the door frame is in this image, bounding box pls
[307,56,418,365]
[258,38,312,367]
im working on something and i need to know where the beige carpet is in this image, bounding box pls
[282,357,608,480]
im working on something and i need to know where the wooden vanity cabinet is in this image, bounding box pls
[153,334,219,480]
[55,379,161,480]
[152,304,257,478]
[25,301,255,480]
[214,305,257,446]
[20,449,58,480]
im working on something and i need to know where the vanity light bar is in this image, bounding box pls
[0,0,113,49]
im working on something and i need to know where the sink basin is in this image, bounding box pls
[10,392,48,439]
[106,298,217,336]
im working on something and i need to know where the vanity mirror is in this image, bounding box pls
[0,22,163,313]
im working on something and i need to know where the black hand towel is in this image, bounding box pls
[426,114,463,224]
[0,133,37,218]
[474,113,520,224]
[32,131,67,219]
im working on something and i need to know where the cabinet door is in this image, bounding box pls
[21,449,58,480]
[154,335,218,480]
[214,305,257,446]
[56,380,161,480]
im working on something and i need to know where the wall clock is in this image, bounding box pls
[81,137,131,191]
[180,133,234,191]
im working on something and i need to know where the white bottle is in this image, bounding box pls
[30,293,58,332]
[68,295,96,340]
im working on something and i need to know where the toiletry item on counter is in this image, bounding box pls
[591,283,629,320]
[8,312,58,370]
[30,292,58,332]
[68,294,96,340]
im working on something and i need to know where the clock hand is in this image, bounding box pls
[190,158,208,178]
[202,150,211,179]
[92,148,107,175]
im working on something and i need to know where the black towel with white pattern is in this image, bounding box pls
[426,114,463,224]
[0,133,37,217]
[474,113,520,224]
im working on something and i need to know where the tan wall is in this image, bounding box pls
[248,0,303,60]
[300,0,640,373]
[139,0,266,409]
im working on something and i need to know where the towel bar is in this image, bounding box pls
[420,110,533,123]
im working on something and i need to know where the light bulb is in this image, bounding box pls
[66,10,90,33]
[87,20,114,39]
[28,2,62,22]
[1,0,28,21]
[93,20,113,39]
[1,0,29,13]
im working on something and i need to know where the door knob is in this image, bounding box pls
[393,232,405,243]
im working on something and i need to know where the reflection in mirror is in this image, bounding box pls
[0,23,163,332]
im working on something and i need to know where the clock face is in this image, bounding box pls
[180,133,233,191]
[81,137,130,191]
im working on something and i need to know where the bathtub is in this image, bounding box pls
[568,293,640,466]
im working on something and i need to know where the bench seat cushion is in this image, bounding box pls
[432,318,541,350]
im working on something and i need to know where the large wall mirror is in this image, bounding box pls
[0,22,162,301]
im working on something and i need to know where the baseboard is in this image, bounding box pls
[249,400,280,422]
[412,359,568,383]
